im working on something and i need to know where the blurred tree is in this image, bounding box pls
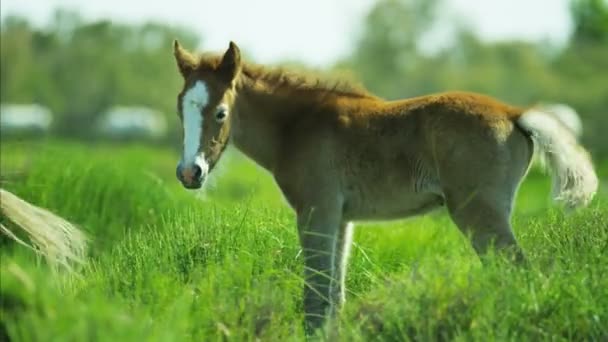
[346,0,441,99]
[555,0,608,155]
[1,2,606,156]
[0,16,36,104]
[343,0,608,157]
[0,10,200,142]
[570,0,608,45]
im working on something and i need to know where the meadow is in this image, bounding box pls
[1,139,607,341]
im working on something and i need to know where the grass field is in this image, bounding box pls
[1,139,607,341]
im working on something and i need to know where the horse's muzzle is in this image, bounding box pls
[176,161,207,189]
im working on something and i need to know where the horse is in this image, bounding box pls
[171,41,598,333]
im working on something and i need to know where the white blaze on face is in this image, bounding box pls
[182,81,208,165]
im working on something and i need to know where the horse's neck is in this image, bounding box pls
[231,83,336,172]
[230,88,286,172]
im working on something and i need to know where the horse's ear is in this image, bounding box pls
[217,41,241,83]
[173,40,197,78]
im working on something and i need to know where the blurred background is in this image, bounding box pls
[1,0,607,155]
[2,3,608,340]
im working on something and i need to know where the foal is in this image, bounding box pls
[172,41,598,332]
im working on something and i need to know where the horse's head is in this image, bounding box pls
[173,40,241,189]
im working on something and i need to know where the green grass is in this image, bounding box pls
[1,139,607,341]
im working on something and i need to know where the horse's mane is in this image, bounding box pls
[241,64,378,99]
[197,53,377,100]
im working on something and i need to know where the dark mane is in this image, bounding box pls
[197,53,378,100]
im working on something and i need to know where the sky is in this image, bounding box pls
[0,0,573,66]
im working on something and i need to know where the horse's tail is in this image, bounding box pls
[0,188,87,271]
[535,103,583,139]
[516,109,598,210]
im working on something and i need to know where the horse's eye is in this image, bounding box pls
[215,108,228,122]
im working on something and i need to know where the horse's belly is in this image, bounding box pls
[343,184,444,221]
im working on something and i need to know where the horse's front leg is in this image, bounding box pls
[297,198,343,334]
[332,221,354,307]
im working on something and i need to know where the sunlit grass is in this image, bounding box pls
[1,140,607,341]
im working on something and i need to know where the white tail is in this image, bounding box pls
[535,103,583,139]
[517,109,598,209]
[0,188,87,271]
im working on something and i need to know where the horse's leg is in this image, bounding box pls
[445,190,524,262]
[331,221,354,308]
[439,123,532,262]
[297,199,343,333]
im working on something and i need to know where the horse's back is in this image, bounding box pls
[387,91,524,120]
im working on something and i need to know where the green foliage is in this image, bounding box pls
[344,0,439,98]
[345,0,608,157]
[571,0,608,45]
[1,141,607,341]
[0,9,199,142]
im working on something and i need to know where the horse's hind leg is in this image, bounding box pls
[442,149,531,262]
[445,190,524,261]
[438,120,533,262]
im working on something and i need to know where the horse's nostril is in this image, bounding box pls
[192,164,202,180]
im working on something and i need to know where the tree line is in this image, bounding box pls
[1,10,198,142]
[1,1,607,156]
